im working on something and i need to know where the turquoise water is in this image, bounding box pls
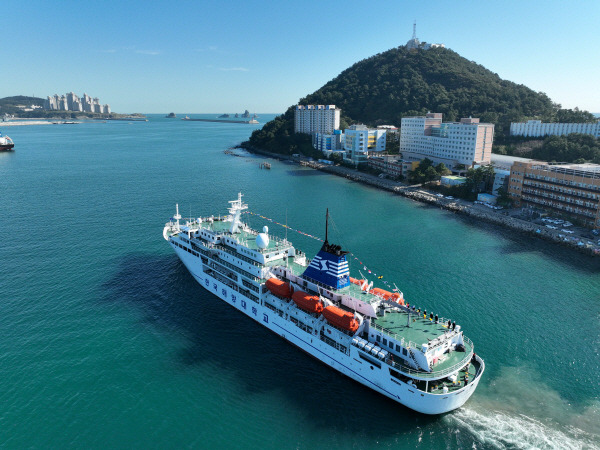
[1,115,598,449]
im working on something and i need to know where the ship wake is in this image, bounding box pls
[444,365,600,449]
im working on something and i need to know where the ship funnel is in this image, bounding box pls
[301,209,350,290]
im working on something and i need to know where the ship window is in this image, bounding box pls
[376,335,381,343]
[382,338,387,345]
[388,341,394,349]
[402,348,408,356]
[396,344,401,352]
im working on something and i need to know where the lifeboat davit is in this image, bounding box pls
[322,306,359,332]
[266,278,292,298]
[369,288,405,305]
[292,291,323,314]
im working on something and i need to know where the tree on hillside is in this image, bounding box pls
[249,45,594,156]
[555,107,597,124]
[408,158,450,184]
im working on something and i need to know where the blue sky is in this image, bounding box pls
[3,0,599,114]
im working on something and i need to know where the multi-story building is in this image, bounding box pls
[294,105,340,135]
[400,113,494,171]
[367,157,419,179]
[368,155,403,178]
[491,169,510,195]
[82,93,93,112]
[44,92,110,114]
[490,154,530,195]
[314,130,344,154]
[343,124,386,165]
[43,96,54,110]
[66,92,78,111]
[508,160,600,228]
[510,120,600,138]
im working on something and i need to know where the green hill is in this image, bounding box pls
[246,46,595,156]
[0,96,45,112]
[0,95,130,119]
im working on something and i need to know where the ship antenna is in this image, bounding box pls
[325,208,329,245]
[285,208,288,242]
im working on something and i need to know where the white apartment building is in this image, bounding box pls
[400,113,494,171]
[510,120,600,138]
[44,92,110,114]
[294,105,340,135]
[343,124,386,166]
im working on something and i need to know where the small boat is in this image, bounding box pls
[0,132,14,151]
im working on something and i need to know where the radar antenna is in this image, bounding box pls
[412,20,417,40]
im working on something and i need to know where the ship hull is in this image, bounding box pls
[171,243,483,415]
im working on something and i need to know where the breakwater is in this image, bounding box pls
[241,144,599,256]
[182,117,259,124]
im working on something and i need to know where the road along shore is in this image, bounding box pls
[241,145,600,256]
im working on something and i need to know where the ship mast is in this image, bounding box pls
[325,208,329,245]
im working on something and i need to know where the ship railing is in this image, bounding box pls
[257,235,292,254]
[384,347,474,379]
[371,316,460,353]
[200,241,262,267]
[369,321,412,348]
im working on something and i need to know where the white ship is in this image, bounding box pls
[0,132,14,151]
[163,193,484,414]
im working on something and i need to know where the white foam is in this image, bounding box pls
[444,365,600,449]
[447,407,599,450]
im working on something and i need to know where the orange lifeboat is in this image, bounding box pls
[369,288,405,305]
[390,293,405,305]
[370,287,392,298]
[292,291,323,314]
[265,278,292,298]
[322,306,359,332]
[350,277,364,286]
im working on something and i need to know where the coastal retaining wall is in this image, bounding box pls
[240,145,599,256]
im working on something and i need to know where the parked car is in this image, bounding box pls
[445,196,454,200]
[545,225,557,229]
[562,229,574,234]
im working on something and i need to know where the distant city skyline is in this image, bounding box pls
[3,0,599,113]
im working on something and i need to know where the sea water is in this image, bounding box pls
[1,115,598,449]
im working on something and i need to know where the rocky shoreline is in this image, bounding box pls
[240,144,599,256]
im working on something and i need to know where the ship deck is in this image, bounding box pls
[373,310,451,348]
[193,219,293,253]
[372,310,474,377]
